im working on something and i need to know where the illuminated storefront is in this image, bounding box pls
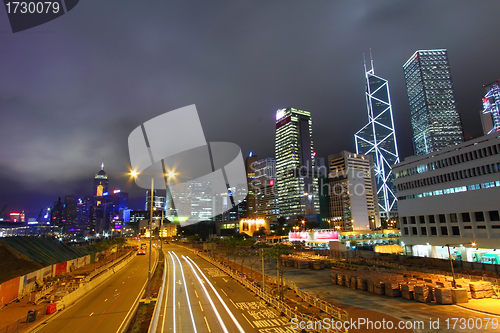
[239,218,269,236]
[289,228,401,250]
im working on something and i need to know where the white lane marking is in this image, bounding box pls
[198,300,204,312]
[229,299,237,308]
[221,289,228,297]
[89,312,94,316]
[183,256,230,333]
[184,256,245,333]
[172,252,198,333]
[241,313,255,328]
[204,316,212,333]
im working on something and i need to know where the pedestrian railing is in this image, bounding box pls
[33,285,55,304]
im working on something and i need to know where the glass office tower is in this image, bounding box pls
[275,108,318,219]
[355,56,400,216]
[403,49,464,156]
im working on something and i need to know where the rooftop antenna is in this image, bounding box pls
[363,52,367,73]
[369,48,374,73]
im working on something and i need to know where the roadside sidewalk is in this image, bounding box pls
[455,298,500,316]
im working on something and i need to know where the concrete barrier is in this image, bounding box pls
[60,252,135,308]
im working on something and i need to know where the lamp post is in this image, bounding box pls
[130,171,153,299]
[148,178,153,299]
[445,241,476,288]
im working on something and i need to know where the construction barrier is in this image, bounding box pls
[45,303,57,315]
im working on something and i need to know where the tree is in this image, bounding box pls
[253,226,266,237]
[263,243,293,300]
[186,235,198,242]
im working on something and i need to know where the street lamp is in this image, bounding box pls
[445,241,476,288]
[130,171,154,299]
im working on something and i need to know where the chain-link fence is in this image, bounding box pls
[0,304,47,333]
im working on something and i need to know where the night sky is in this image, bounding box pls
[1,1,499,218]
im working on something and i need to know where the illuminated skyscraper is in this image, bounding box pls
[275,108,319,220]
[355,54,400,216]
[480,80,500,135]
[403,49,464,155]
[91,164,109,234]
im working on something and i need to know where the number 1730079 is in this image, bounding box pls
[5,2,60,14]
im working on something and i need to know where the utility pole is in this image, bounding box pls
[147,178,153,299]
[261,248,265,293]
[160,206,163,252]
[277,258,279,296]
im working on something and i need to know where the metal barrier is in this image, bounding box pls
[33,285,55,304]
[148,257,167,333]
[86,251,133,281]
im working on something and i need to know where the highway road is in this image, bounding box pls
[156,244,294,333]
[31,246,158,333]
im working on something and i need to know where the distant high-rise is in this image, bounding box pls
[480,80,500,135]
[145,190,165,211]
[355,54,400,216]
[253,157,279,221]
[91,164,109,234]
[403,49,464,155]
[245,153,259,218]
[275,108,319,220]
[321,151,379,231]
[93,164,108,206]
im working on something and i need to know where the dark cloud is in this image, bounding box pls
[0,1,498,217]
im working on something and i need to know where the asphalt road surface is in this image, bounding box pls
[31,246,158,333]
[156,244,295,333]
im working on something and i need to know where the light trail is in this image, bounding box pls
[172,252,198,333]
[183,255,230,333]
[168,252,176,333]
[161,249,169,333]
[184,255,245,333]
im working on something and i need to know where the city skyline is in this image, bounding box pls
[1,1,499,218]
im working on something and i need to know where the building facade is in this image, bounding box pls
[245,153,259,218]
[480,80,500,135]
[275,108,319,220]
[253,157,279,221]
[403,49,464,156]
[321,151,379,231]
[355,56,400,217]
[393,132,500,262]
